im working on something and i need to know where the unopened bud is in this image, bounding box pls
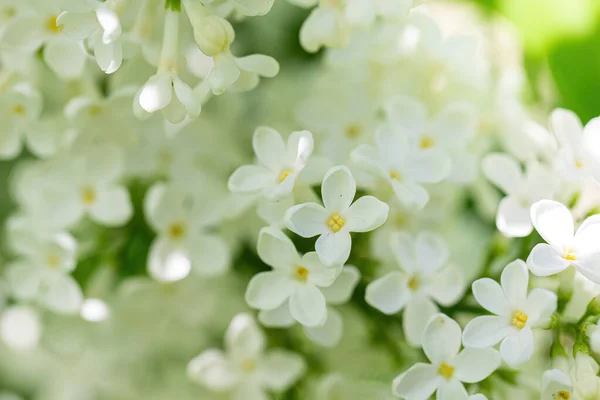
[193,16,234,57]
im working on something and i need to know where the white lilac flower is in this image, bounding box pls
[384,95,478,183]
[541,354,600,400]
[246,227,342,327]
[550,108,600,183]
[527,200,600,283]
[351,127,450,210]
[462,259,557,366]
[5,224,83,314]
[144,182,230,282]
[366,231,463,346]
[0,82,43,159]
[285,165,389,266]
[393,314,501,400]
[187,313,305,398]
[1,0,86,79]
[482,153,556,237]
[57,0,127,74]
[0,305,41,350]
[228,127,314,201]
[258,265,360,346]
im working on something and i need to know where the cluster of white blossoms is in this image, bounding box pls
[1,0,600,399]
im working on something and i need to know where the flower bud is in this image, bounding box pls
[193,16,234,57]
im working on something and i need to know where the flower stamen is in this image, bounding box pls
[438,362,454,380]
[294,265,309,282]
[327,213,345,233]
[511,310,528,329]
[279,169,292,183]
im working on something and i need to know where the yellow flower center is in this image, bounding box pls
[47,254,60,269]
[419,136,435,149]
[327,213,345,233]
[438,362,455,380]
[389,170,402,181]
[241,359,256,372]
[345,124,361,139]
[408,276,419,290]
[168,223,186,240]
[554,390,571,400]
[563,249,577,261]
[575,160,584,169]
[511,310,528,329]
[279,169,292,183]
[294,265,309,282]
[12,104,25,115]
[88,105,103,116]
[46,15,62,33]
[81,186,96,205]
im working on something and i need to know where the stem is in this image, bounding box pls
[165,0,181,11]
[132,0,158,39]
[158,10,179,73]
[106,0,131,15]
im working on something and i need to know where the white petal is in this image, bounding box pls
[550,108,582,151]
[285,202,328,238]
[524,288,557,327]
[147,239,191,283]
[301,252,340,287]
[321,165,356,212]
[582,117,600,163]
[365,272,409,314]
[500,328,534,366]
[392,363,439,399]
[541,369,572,400]
[576,254,600,284]
[391,180,430,210]
[1,17,47,51]
[574,215,600,255]
[415,232,448,274]
[0,306,40,351]
[231,0,275,16]
[348,196,392,233]
[257,227,300,270]
[315,231,351,266]
[88,186,132,226]
[462,316,512,348]
[422,313,462,364]
[424,265,463,306]
[437,379,468,400]
[501,259,528,308]
[299,8,350,53]
[472,278,510,316]
[322,265,360,305]
[208,55,241,95]
[430,101,477,146]
[303,307,343,347]
[289,283,327,327]
[286,130,314,170]
[403,293,438,347]
[245,271,294,310]
[405,148,451,183]
[390,232,417,273]
[235,54,279,77]
[454,348,501,383]
[527,244,570,277]
[481,153,521,194]
[187,349,237,390]
[228,165,273,193]
[259,349,305,390]
[384,95,427,136]
[94,38,122,74]
[139,73,173,113]
[56,11,98,40]
[252,126,286,170]
[496,196,533,238]
[44,37,86,79]
[6,263,44,300]
[188,235,230,276]
[530,199,574,248]
[258,302,295,328]
[225,313,266,360]
[40,274,83,314]
[95,7,121,43]
[375,126,409,164]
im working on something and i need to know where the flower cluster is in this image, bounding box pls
[0,0,599,399]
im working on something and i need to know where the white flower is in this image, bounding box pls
[462,260,557,366]
[246,227,342,327]
[0,305,41,350]
[1,0,86,79]
[144,182,230,282]
[187,313,305,398]
[0,82,43,159]
[542,354,600,400]
[351,127,450,210]
[482,153,556,237]
[258,265,360,346]
[527,200,600,283]
[57,0,125,74]
[228,127,314,201]
[285,165,389,266]
[393,314,501,400]
[6,228,83,314]
[366,231,463,346]
[384,96,478,183]
[550,108,600,182]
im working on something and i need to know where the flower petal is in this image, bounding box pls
[365,272,409,314]
[424,264,463,306]
[257,227,300,270]
[530,199,574,248]
[258,349,305,390]
[188,234,230,276]
[454,347,501,383]
[147,239,192,283]
[550,108,582,151]
[88,186,132,226]
[391,180,430,210]
[527,243,570,277]
[422,313,462,364]
[481,153,521,194]
[524,288,557,327]
[252,126,286,170]
[344,195,389,232]
[44,37,86,79]
[173,77,201,118]
[403,292,438,347]
[321,165,356,212]
[496,196,533,238]
[406,148,451,184]
[187,349,237,390]
[462,315,512,348]
[392,363,439,399]
[258,301,295,328]
[390,232,417,273]
[245,271,294,310]
[228,165,273,193]
[500,328,534,367]
[225,313,266,361]
[501,259,528,309]
[472,278,510,316]
[303,307,343,347]
[139,73,173,113]
[94,39,122,74]
[235,54,279,77]
[384,95,427,136]
[40,274,83,314]
[315,230,352,266]
[301,252,340,287]
[415,232,448,274]
[289,283,327,327]
[437,379,468,400]
[285,202,328,238]
[322,265,360,305]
